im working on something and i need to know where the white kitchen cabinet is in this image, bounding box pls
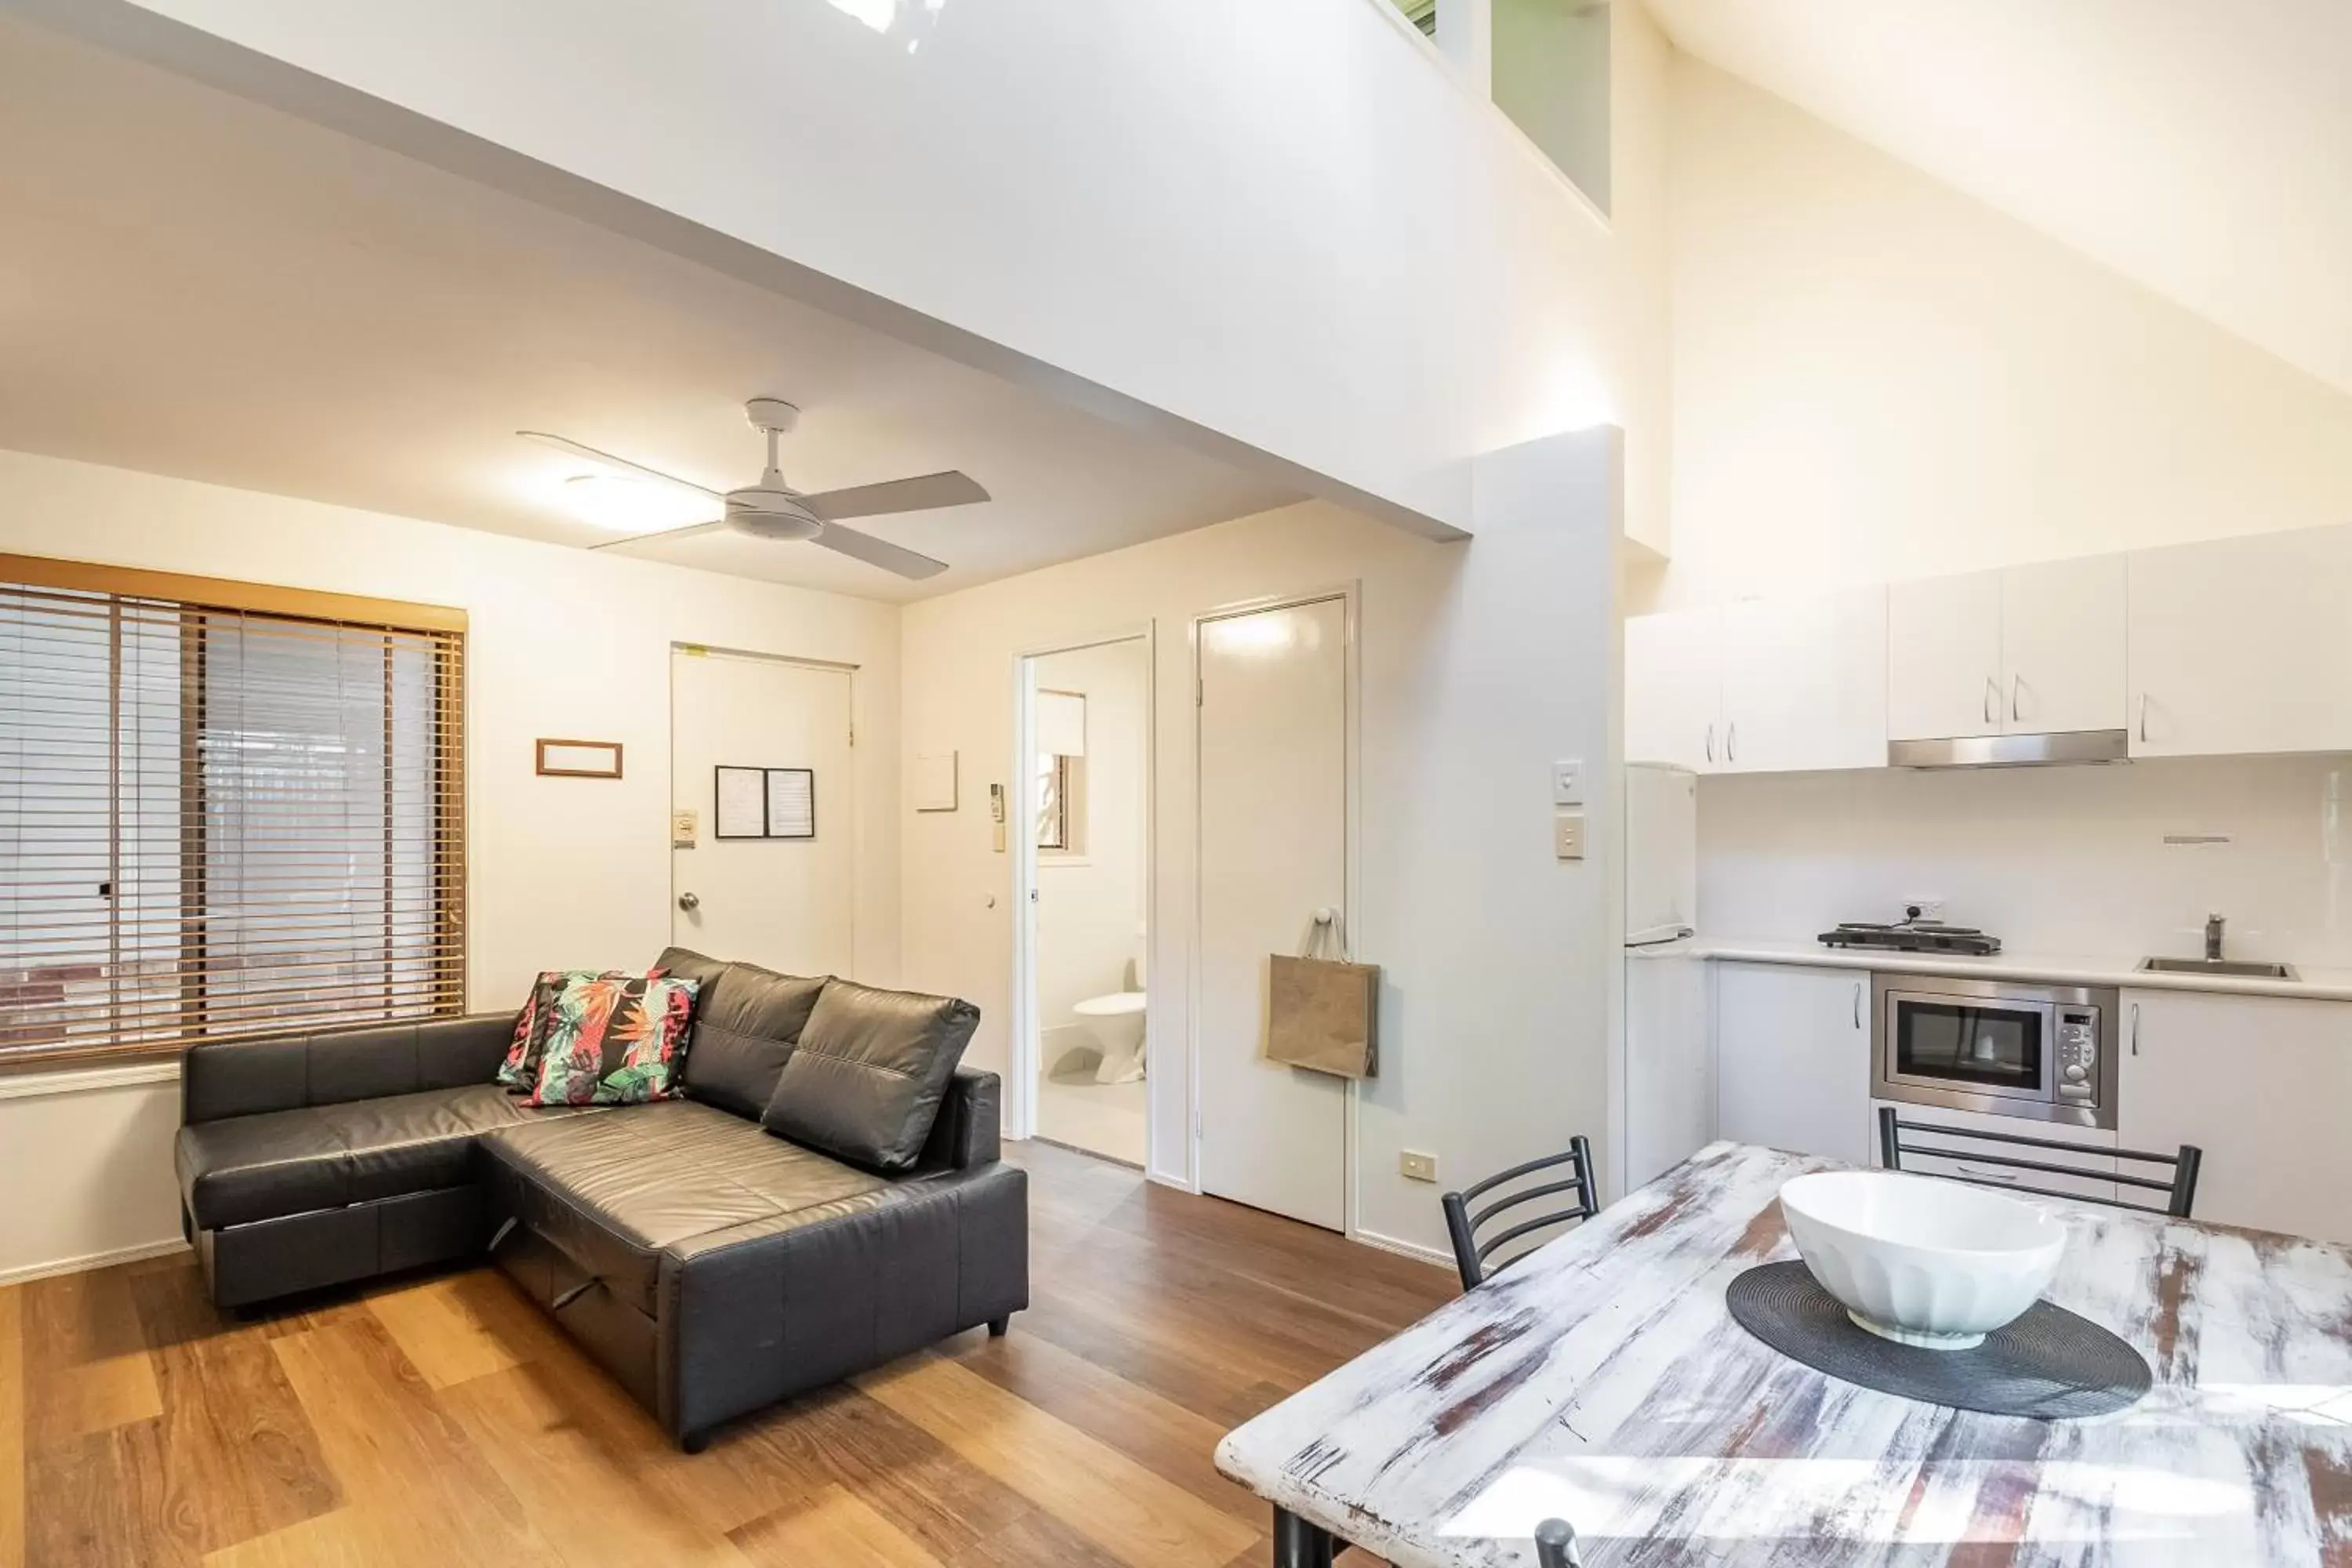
[2002,554,2126,734]
[1871,1098,2118,1203]
[2120,989,2352,1244]
[1719,587,1888,773]
[1626,953,1714,1192]
[1888,572,2003,741]
[1715,964,1871,1165]
[2129,526,2352,758]
[1624,608,1721,771]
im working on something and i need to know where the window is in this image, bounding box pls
[0,556,465,1065]
[1035,688,1087,856]
[1390,0,1439,36]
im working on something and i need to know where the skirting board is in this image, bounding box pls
[1351,1226,1454,1271]
[0,1236,190,1289]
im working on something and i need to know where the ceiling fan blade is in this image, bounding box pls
[517,430,724,496]
[800,470,989,522]
[808,522,951,580]
[586,519,727,551]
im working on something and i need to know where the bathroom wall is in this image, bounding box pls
[1033,639,1150,1073]
[1699,754,2352,968]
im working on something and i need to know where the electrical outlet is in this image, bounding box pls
[1904,897,1946,920]
[1399,1150,1439,1183]
[1553,811,1586,860]
[1551,758,1583,805]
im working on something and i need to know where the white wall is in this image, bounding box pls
[1033,638,1149,1069]
[1699,756,2352,971]
[899,431,1621,1258]
[1650,56,2352,611]
[71,0,1671,549]
[0,447,902,1279]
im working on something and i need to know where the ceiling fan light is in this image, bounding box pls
[559,471,714,533]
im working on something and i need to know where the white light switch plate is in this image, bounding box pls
[1399,1150,1439,1182]
[1554,811,1586,860]
[1552,758,1583,805]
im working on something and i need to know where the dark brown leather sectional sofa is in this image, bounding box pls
[172,949,1028,1450]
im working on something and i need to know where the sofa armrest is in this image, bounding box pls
[918,1069,1000,1171]
[182,1011,519,1123]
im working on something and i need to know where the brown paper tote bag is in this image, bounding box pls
[1265,910,1377,1080]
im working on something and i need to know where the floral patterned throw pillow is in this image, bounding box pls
[498,967,664,1091]
[526,974,701,1107]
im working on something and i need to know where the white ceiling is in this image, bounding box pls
[0,16,1296,602]
[1646,0,2352,399]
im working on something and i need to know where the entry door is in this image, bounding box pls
[1196,597,1348,1231]
[670,649,855,976]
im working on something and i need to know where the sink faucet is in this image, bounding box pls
[2205,912,2225,962]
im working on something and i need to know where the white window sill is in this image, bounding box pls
[0,1058,182,1102]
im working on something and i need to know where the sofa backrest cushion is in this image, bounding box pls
[760,980,979,1171]
[663,948,829,1121]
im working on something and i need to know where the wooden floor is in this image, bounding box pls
[0,1140,1455,1568]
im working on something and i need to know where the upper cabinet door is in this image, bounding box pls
[1624,608,1722,771]
[1887,572,2002,741]
[2002,555,2125,734]
[1719,586,1889,773]
[2129,527,2352,757]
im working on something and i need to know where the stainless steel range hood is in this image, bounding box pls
[1887,730,2131,769]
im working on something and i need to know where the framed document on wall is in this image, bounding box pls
[765,768,815,839]
[714,765,767,839]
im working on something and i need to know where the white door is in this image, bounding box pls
[1715,963,1871,1164]
[2002,555,2125,734]
[1196,597,1349,1231]
[1887,572,2002,741]
[2129,526,2352,758]
[1624,609,1722,771]
[2122,989,2352,1244]
[670,649,855,977]
[1719,588,1889,774]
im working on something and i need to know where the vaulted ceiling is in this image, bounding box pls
[1646,0,2352,399]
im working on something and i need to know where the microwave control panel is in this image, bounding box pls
[2055,1007,2100,1102]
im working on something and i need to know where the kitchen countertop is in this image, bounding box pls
[1637,935,2352,1001]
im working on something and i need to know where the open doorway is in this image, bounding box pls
[1018,634,1151,1167]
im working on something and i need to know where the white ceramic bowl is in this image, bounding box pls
[1779,1171,2067,1350]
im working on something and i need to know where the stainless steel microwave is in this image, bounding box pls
[1871,972,2118,1130]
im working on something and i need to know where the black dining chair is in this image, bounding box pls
[1440,1134,1599,1290]
[1877,1107,2204,1218]
[1535,1518,1583,1566]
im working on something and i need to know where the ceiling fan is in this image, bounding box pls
[520,398,989,580]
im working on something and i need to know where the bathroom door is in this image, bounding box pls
[670,648,855,976]
[1194,595,1350,1232]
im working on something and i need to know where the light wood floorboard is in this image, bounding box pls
[8,1141,1453,1566]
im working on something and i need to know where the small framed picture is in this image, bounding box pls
[714,765,767,839]
[765,768,815,839]
[536,739,623,779]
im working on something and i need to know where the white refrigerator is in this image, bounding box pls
[1623,764,1711,1190]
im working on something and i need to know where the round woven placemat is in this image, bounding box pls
[1726,1261,2151,1420]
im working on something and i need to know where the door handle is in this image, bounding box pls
[1853,982,1863,1030]
[2129,1002,2140,1056]
[2011,676,2022,724]
[1984,677,1997,725]
[1704,723,1715,764]
[677,891,700,912]
[1726,723,1737,764]
[2138,694,2150,744]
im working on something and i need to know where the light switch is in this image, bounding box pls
[1553,811,1586,860]
[670,808,698,848]
[1399,1150,1439,1182]
[1552,759,1583,805]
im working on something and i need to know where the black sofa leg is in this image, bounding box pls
[987,1315,1011,1338]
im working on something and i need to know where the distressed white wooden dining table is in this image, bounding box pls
[1214,1141,2352,1566]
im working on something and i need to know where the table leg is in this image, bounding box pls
[1271,1506,1336,1567]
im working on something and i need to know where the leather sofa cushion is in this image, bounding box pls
[176,1084,599,1230]
[760,981,978,1171]
[183,1013,518,1123]
[661,949,829,1120]
[481,1101,898,1314]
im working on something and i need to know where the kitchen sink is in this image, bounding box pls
[2136,956,2299,981]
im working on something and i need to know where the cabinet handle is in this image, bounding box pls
[1853,982,1863,1029]
[2138,695,2149,744]
[1956,1160,2023,1185]
[2130,1002,2140,1057]
[1984,677,1997,725]
[2011,676,2022,724]
[1704,723,1715,764]
[1727,723,1738,764]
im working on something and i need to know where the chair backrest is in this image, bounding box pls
[1877,1106,2202,1218]
[1535,1517,1582,1567]
[1440,1134,1599,1290]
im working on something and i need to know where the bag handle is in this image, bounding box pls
[1299,906,1352,962]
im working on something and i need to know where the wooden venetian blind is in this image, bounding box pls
[0,555,466,1065]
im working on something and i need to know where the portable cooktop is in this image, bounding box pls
[1819,912,2001,956]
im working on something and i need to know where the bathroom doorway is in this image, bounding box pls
[1016,632,1152,1167]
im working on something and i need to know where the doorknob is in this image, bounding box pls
[677,891,700,912]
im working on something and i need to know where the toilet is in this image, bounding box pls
[1072,947,1146,1085]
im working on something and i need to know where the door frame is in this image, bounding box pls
[667,643,862,974]
[1008,624,1157,1153]
[1188,584,1362,1232]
